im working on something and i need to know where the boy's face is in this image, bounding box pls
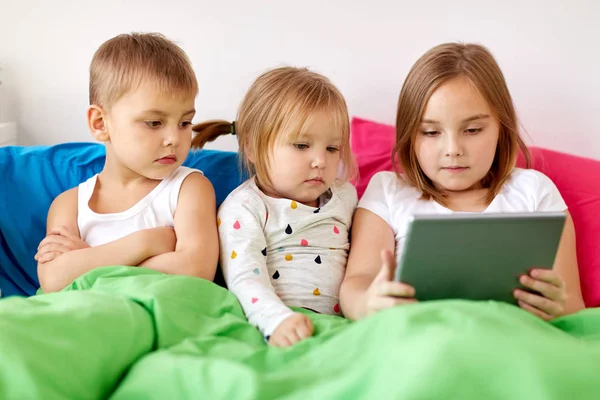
[102,82,196,180]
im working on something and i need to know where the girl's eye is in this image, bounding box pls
[422,131,439,137]
[180,121,192,128]
[145,121,162,128]
[466,128,482,134]
[327,146,339,153]
[294,144,309,150]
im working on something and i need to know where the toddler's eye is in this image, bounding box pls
[294,144,309,150]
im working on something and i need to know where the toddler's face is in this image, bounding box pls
[258,111,342,207]
[415,76,500,193]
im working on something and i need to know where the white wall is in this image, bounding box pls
[0,0,598,160]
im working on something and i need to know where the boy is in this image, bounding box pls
[35,32,218,293]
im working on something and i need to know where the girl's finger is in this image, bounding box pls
[374,249,397,283]
[378,281,415,298]
[518,300,553,321]
[295,322,312,340]
[284,329,302,345]
[514,289,562,317]
[270,335,291,347]
[304,315,314,331]
[529,268,564,288]
[373,296,416,313]
[520,275,564,301]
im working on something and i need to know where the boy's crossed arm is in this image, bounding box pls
[138,173,219,281]
[37,173,219,293]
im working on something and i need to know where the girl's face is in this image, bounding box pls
[415,76,500,194]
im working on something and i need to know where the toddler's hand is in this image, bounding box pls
[35,226,90,264]
[268,313,314,347]
[514,268,567,320]
[363,249,417,317]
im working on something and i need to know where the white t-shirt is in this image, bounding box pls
[218,178,358,338]
[358,168,567,264]
[78,166,201,247]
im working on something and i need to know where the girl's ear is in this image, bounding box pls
[87,105,110,142]
[244,140,256,164]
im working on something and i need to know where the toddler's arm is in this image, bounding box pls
[219,194,294,338]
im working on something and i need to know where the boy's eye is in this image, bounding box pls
[294,143,309,150]
[145,120,162,128]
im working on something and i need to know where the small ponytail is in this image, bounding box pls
[191,120,236,149]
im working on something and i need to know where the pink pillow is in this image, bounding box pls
[350,117,397,198]
[350,116,600,308]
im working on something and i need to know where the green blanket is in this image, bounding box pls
[1,267,599,400]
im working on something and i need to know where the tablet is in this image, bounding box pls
[395,212,566,304]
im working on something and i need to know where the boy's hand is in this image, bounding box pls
[268,313,314,347]
[514,268,567,320]
[363,249,417,317]
[35,226,90,264]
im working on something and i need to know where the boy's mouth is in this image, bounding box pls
[156,154,177,165]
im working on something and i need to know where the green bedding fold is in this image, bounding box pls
[1,267,599,400]
[0,288,153,399]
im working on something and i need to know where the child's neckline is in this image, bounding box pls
[85,170,174,219]
[429,185,502,214]
[430,196,496,214]
[250,177,335,210]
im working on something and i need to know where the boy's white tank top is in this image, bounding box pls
[77,166,201,247]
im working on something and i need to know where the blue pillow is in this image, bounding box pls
[0,142,244,297]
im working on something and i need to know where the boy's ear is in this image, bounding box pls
[87,105,110,142]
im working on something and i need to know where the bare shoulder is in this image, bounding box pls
[177,172,216,211]
[46,187,79,235]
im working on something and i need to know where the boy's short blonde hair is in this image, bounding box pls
[394,42,530,206]
[192,67,357,186]
[89,32,198,109]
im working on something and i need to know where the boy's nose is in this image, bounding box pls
[164,127,180,147]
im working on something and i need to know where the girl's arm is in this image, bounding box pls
[553,212,586,313]
[138,173,219,281]
[218,192,295,338]
[37,188,173,293]
[340,208,416,320]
